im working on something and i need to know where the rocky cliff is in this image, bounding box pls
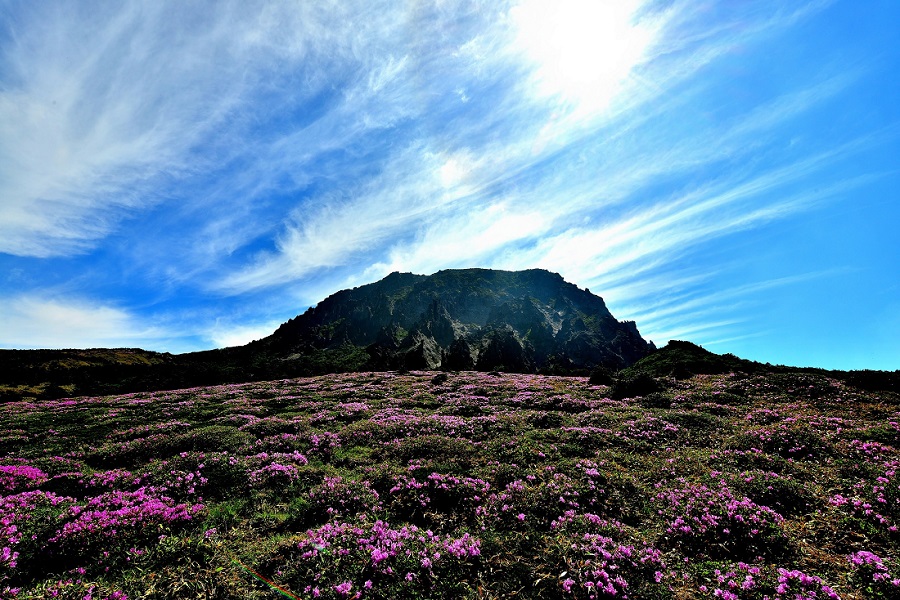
[261,268,655,373]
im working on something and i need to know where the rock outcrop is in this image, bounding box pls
[264,268,655,373]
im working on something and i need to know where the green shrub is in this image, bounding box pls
[610,373,663,399]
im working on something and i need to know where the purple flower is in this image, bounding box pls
[333,581,352,596]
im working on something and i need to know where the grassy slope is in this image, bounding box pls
[1,370,899,598]
[623,340,900,394]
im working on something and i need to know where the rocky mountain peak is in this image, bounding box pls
[264,268,655,373]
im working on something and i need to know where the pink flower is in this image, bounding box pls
[333,581,352,597]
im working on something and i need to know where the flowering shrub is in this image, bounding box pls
[655,478,787,560]
[245,451,308,490]
[309,476,382,519]
[50,488,204,549]
[0,370,896,597]
[0,490,74,583]
[556,534,667,599]
[308,431,342,459]
[731,423,832,459]
[696,563,840,600]
[615,414,681,448]
[848,551,900,597]
[281,519,481,598]
[251,432,305,453]
[386,471,490,530]
[80,468,145,491]
[729,470,816,517]
[479,468,583,530]
[830,460,900,540]
[0,465,48,493]
[771,569,841,599]
[248,462,300,488]
[549,512,670,599]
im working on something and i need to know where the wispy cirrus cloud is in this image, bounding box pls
[211,1,866,301]
[1,2,253,256]
[0,1,480,258]
[2,0,897,368]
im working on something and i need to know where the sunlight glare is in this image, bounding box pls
[511,0,656,114]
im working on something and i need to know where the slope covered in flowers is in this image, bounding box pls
[1,370,898,598]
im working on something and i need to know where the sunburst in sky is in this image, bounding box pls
[1,0,898,370]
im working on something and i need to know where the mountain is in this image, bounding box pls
[5,270,899,402]
[0,269,655,399]
[252,268,655,374]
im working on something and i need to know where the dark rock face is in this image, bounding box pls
[444,337,477,371]
[265,268,655,373]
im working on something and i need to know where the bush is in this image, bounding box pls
[639,392,672,409]
[610,373,663,399]
[588,367,615,386]
[654,479,789,561]
[271,519,482,599]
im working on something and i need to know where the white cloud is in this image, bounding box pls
[0,3,246,256]
[0,1,444,258]
[0,296,167,349]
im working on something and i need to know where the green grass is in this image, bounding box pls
[0,370,898,598]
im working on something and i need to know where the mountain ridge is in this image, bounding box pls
[3,269,897,401]
[1,268,655,398]
[257,268,654,373]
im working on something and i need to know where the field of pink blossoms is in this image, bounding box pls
[1,370,898,599]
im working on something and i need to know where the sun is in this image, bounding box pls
[511,0,656,114]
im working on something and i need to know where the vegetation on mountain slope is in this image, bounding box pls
[2,369,898,598]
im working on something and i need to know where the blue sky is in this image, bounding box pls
[1,0,898,370]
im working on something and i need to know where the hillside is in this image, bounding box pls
[2,369,898,597]
[622,340,900,394]
[0,348,174,401]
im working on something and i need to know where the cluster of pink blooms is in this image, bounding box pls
[78,468,146,490]
[655,478,783,544]
[615,414,681,442]
[770,568,841,599]
[246,450,308,487]
[848,550,900,588]
[551,511,667,598]
[309,476,382,517]
[295,518,480,595]
[1,490,74,574]
[697,564,841,599]
[388,472,489,515]
[478,467,582,528]
[0,465,49,493]
[50,488,204,545]
[830,460,899,535]
[248,462,300,487]
[559,533,666,599]
[308,431,342,457]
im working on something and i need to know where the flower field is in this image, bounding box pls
[1,370,898,598]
